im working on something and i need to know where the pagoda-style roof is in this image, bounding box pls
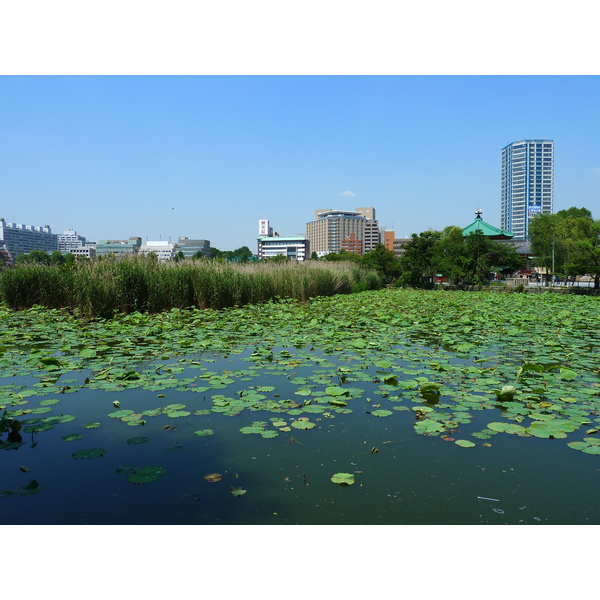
[462,210,514,240]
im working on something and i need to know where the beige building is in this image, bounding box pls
[306,207,380,255]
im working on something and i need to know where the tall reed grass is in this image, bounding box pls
[0,258,381,317]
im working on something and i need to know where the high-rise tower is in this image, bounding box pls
[501,139,553,239]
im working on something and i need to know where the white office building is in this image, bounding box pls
[501,140,554,239]
[257,236,309,261]
[139,241,176,261]
[58,228,87,253]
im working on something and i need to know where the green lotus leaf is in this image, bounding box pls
[127,437,150,445]
[487,422,528,435]
[455,439,476,447]
[328,398,347,407]
[291,420,316,430]
[127,466,166,484]
[166,410,191,418]
[260,430,279,438]
[72,448,106,459]
[325,386,349,397]
[526,419,577,439]
[39,398,60,406]
[61,433,83,442]
[83,422,100,429]
[331,472,355,486]
[230,487,247,496]
[194,429,214,436]
[240,426,264,434]
[559,368,578,381]
[108,409,134,419]
[23,422,54,432]
[371,410,393,417]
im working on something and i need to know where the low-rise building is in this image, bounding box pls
[177,237,210,259]
[96,237,142,258]
[139,241,176,261]
[257,235,309,261]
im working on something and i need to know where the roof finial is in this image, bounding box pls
[475,209,482,220]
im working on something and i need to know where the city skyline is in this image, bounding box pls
[2,76,599,250]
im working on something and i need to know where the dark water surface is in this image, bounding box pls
[2,350,599,525]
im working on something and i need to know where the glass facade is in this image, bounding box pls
[501,140,553,239]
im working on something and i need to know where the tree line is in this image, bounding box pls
[7,207,599,288]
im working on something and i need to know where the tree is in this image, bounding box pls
[15,250,51,266]
[50,250,66,266]
[562,212,600,288]
[173,250,185,262]
[310,251,319,260]
[431,226,466,284]
[323,249,361,263]
[530,207,600,287]
[360,244,401,283]
[397,231,441,287]
[192,251,206,260]
[229,246,254,262]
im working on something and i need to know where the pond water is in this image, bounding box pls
[2,346,599,525]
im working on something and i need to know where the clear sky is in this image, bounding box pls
[1,75,599,250]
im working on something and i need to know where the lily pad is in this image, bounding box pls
[194,429,214,437]
[371,410,393,417]
[127,437,150,445]
[331,472,355,486]
[61,433,83,442]
[127,466,167,484]
[291,420,316,430]
[455,439,476,448]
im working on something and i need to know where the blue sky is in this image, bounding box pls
[2,75,599,250]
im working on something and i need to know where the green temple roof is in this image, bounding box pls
[462,210,514,239]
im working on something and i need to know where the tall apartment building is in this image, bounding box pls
[501,139,554,239]
[306,207,380,255]
[0,218,58,264]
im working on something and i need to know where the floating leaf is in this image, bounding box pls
[291,420,316,430]
[194,429,214,437]
[487,422,528,436]
[108,409,134,419]
[260,430,279,438]
[371,410,393,417]
[127,437,149,445]
[61,434,83,442]
[230,487,247,496]
[455,440,476,448]
[204,473,222,482]
[240,426,264,434]
[331,472,355,486]
[325,386,348,397]
[127,466,166,484]
[83,422,100,429]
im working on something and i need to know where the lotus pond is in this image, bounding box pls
[1,288,600,525]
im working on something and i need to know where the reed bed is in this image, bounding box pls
[0,258,381,317]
